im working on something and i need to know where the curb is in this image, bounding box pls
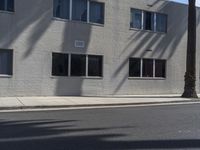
[0,99,200,111]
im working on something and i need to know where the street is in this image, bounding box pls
[0,103,200,150]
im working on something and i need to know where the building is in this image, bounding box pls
[0,0,200,97]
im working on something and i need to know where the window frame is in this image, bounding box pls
[53,0,105,25]
[130,8,167,33]
[51,52,103,78]
[129,58,166,79]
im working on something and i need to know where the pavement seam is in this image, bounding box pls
[16,97,25,106]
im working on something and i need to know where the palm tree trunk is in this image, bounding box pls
[182,0,198,98]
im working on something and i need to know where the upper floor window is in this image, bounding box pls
[72,0,87,22]
[53,0,105,25]
[130,8,167,33]
[130,9,142,29]
[53,0,70,20]
[90,1,104,24]
[144,11,154,31]
[156,13,167,33]
[0,0,14,12]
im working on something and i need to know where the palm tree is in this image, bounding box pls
[182,0,198,98]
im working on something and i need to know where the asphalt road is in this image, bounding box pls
[0,103,200,150]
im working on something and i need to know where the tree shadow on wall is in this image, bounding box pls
[112,1,200,94]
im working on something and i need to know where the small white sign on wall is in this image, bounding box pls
[74,40,85,48]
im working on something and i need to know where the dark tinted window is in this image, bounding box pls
[142,59,153,77]
[71,54,86,76]
[7,0,14,11]
[0,0,14,12]
[144,12,154,31]
[90,1,104,24]
[155,60,166,78]
[53,0,70,19]
[52,53,68,76]
[129,58,141,77]
[131,9,142,29]
[156,13,167,32]
[88,55,103,77]
[72,0,87,22]
[0,49,13,75]
[0,0,5,11]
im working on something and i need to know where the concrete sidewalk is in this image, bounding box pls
[0,95,199,110]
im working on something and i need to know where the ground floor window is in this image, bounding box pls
[52,53,103,77]
[129,58,166,78]
[71,54,86,76]
[88,55,103,77]
[0,49,13,75]
[52,53,68,76]
[0,0,14,12]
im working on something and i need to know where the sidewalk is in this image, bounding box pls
[0,95,199,110]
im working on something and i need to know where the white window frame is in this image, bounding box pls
[53,0,105,25]
[130,8,167,33]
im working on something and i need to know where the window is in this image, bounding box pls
[72,0,87,22]
[0,49,13,75]
[142,59,153,77]
[155,60,166,78]
[0,0,14,12]
[90,1,104,24]
[130,8,167,33]
[52,53,68,76]
[144,11,154,31]
[156,13,167,32]
[129,58,140,77]
[88,55,103,77]
[130,9,142,29]
[53,0,70,19]
[71,54,86,76]
[53,0,105,24]
[52,53,103,77]
[129,58,166,78]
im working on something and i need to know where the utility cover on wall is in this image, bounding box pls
[74,40,85,48]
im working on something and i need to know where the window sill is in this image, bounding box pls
[0,10,14,14]
[52,17,104,27]
[129,27,167,34]
[51,75,103,80]
[128,77,166,80]
[0,74,13,78]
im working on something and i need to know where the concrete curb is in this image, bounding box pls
[0,99,200,111]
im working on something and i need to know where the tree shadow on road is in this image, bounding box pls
[0,119,199,150]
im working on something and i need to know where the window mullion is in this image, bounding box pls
[154,13,157,32]
[5,0,7,10]
[69,0,72,20]
[141,11,144,30]
[153,59,155,78]
[140,59,143,78]
[86,55,88,77]
[68,54,71,76]
[87,0,90,23]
